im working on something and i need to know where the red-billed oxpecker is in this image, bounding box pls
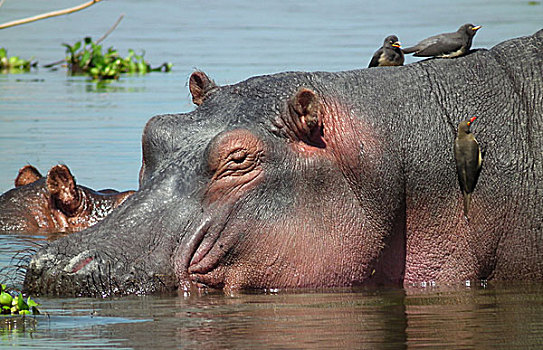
[454,116,482,218]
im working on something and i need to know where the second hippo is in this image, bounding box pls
[0,165,134,233]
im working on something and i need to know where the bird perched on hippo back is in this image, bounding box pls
[403,23,481,58]
[368,35,404,68]
[454,117,483,218]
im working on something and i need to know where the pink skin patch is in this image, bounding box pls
[71,256,94,273]
[190,98,394,289]
[290,97,382,175]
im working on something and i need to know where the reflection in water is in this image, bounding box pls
[0,285,533,349]
[84,80,146,94]
[406,284,543,348]
[100,290,409,349]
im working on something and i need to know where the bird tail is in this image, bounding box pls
[463,192,471,218]
[402,46,418,54]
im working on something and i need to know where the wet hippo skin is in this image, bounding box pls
[0,165,134,233]
[23,31,543,296]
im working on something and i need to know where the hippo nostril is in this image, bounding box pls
[71,256,94,273]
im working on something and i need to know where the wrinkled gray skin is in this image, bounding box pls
[24,31,543,296]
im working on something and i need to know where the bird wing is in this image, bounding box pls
[412,34,463,57]
[459,137,482,193]
[368,48,383,68]
[455,141,469,193]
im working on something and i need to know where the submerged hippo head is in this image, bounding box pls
[0,164,134,233]
[14,165,43,188]
[24,70,405,295]
[22,31,543,295]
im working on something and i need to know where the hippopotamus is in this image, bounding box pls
[23,31,542,296]
[0,165,134,233]
[14,165,43,188]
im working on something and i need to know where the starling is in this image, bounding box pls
[403,24,481,58]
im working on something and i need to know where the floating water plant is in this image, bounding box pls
[0,48,37,73]
[0,284,40,316]
[64,36,172,80]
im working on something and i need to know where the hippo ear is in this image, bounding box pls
[288,88,324,146]
[46,165,81,215]
[189,71,217,106]
[15,165,42,187]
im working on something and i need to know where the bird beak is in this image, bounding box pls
[392,42,402,48]
[472,25,482,31]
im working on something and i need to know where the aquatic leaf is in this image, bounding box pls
[19,309,31,315]
[17,293,29,311]
[62,43,73,52]
[137,61,146,73]
[26,297,38,308]
[1,284,5,292]
[73,41,82,53]
[81,51,92,67]
[0,291,13,306]
[0,49,6,59]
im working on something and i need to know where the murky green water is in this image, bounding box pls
[1,0,542,348]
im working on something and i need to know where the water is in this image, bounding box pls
[0,0,542,348]
[2,285,543,349]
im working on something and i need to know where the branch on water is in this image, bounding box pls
[0,0,6,10]
[0,0,103,30]
[43,14,125,69]
[96,13,124,45]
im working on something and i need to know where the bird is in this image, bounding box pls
[454,116,483,218]
[368,35,404,68]
[403,23,481,58]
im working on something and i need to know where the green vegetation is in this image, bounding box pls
[0,284,40,316]
[64,36,172,80]
[0,37,172,80]
[0,48,37,73]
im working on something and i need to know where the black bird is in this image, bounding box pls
[368,35,404,68]
[454,116,483,218]
[403,23,481,58]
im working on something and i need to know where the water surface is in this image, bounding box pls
[1,0,542,348]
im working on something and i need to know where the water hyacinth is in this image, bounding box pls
[0,48,37,73]
[64,36,172,80]
[0,284,40,316]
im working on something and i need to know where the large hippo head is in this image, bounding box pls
[23,31,543,296]
[23,69,405,295]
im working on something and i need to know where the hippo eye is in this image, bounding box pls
[230,149,247,164]
[223,148,255,171]
[206,129,264,180]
